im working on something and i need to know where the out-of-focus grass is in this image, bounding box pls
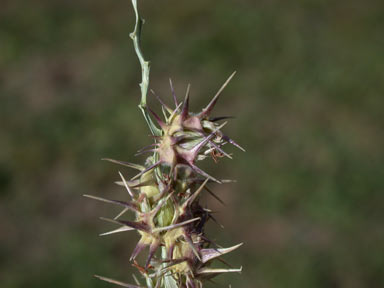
[0,0,383,287]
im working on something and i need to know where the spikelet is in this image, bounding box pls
[86,1,244,287]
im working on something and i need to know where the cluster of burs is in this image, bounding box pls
[86,73,243,288]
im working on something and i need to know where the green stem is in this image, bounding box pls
[130,0,162,136]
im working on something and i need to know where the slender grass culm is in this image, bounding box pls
[85,1,244,287]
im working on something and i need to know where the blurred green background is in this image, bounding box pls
[1,0,384,287]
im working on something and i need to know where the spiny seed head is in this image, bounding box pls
[88,73,243,288]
